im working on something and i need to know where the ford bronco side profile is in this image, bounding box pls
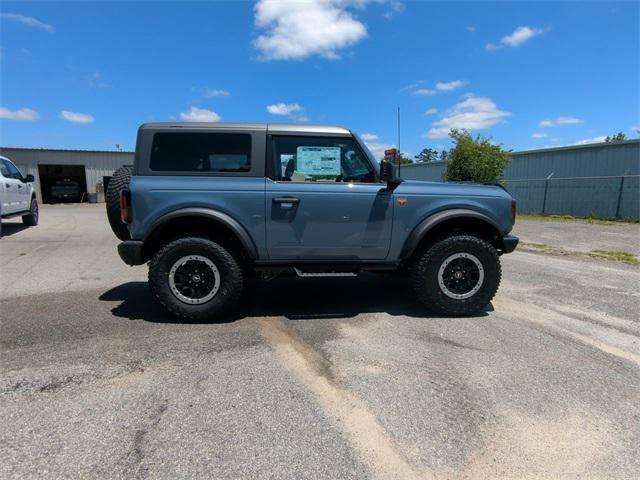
[108,123,518,320]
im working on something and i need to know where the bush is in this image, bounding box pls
[443,129,511,183]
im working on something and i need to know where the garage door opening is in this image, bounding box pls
[38,165,88,204]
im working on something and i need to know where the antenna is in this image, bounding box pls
[397,106,401,175]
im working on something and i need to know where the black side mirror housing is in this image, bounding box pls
[25,174,35,183]
[380,160,400,186]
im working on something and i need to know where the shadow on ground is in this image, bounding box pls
[0,222,30,237]
[100,273,491,324]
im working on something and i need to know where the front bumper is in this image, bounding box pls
[501,234,519,254]
[117,241,145,266]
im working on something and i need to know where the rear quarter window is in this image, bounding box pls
[149,132,251,173]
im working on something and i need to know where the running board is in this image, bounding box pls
[293,268,358,278]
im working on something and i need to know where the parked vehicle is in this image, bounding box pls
[107,123,518,320]
[0,155,38,236]
[50,179,81,202]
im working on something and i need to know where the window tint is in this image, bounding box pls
[271,136,376,183]
[0,161,9,177]
[2,160,22,180]
[150,132,251,173]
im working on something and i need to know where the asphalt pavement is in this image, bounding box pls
[1,205,639,479]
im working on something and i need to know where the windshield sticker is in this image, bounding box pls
[296,146,341,176]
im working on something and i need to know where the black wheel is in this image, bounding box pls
[22,198,39,226]
[411,234,501,317]
[106,165,132,241]
[148,237,244,321]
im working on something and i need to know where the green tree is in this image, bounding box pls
[605,132,627,142]
[394,152,413,165]
[415,148,439,163]
[443,129,511,183]
[438,149,450,162]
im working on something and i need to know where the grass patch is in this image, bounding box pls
[520,241,640,266]
[517,213,639,226]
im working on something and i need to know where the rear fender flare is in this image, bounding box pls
[144,207,258,259]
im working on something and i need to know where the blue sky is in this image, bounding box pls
[1,1,638,158]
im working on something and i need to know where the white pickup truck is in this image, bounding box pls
[0,155,38,236]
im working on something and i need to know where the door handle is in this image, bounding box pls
[5,184,10,188]
[273,197,300,205]
[18,184,23,188]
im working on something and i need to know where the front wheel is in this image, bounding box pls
[148,237,244,321]
[22,198,39,226]
[411,234,501,317]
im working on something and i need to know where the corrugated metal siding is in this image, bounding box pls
[0,148,134,202]
[399,140,640,182]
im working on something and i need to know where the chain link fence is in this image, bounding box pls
[505,175,639,219]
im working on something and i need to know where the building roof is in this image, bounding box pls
[0,146,134,154]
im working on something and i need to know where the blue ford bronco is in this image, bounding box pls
[107,123,518,320]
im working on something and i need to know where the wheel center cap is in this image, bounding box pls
[192,274,202,283]
[454,271,464,280]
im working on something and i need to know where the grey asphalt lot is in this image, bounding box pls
[1,205,639,479]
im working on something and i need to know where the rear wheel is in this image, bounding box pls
[148,237,244,321]
[22,198,39,226]
[411,234,501,317]
[106,165,132,240]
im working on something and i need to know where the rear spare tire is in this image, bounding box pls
[106,165,132,240]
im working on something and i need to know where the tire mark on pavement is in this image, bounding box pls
[493,298,640,366]
[259,317,433,480]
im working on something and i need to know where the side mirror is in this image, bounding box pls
[25,174,35,183]
[379,159,400,185]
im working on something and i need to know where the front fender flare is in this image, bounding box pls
[400,209,501,259]
[144,207,258,259]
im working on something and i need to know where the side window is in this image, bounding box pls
[0,161,9,177]
[3,160,22,180]
[271,136,376,183]
[150,132,251,173]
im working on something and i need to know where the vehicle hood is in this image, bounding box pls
[395,179,513,199]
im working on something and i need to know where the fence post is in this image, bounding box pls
[541,173,554,214]
[615,175,626,219]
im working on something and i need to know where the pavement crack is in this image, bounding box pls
[259,317,434,480]
[130,403,168,479]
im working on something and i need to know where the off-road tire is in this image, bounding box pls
[106,165,132,241]
[411,234,501,317]
[148,237,244,321]
[22,198,39,226]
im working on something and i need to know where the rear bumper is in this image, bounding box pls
[501,234,519,254]
[118,241,145,266]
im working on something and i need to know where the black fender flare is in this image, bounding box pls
[400,208,501,259]
[144,207,259,259]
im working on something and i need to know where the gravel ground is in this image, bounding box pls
[1,205,639,479]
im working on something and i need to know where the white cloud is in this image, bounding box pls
[539,116,583,127]
[254,0,368,60]
[424,95,511,139]
[531,132,548,139]
[486,26,545,51]
[205,89,230,97]
[383,0,405,19]
[0,107,39,121]
[425,108,438,115]
[574,136,607,145]
[179,106,221,122]
[267,103,302,115]
[435,80,466,91]
[364,142,399,160]
[60,110,95,123]
[0,13,53,32]
[631,125,640,133]
[467,26,476,32]
[412,88,437,96]
[360,132,379,141]
[88,72,110,89]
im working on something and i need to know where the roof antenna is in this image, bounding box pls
[397,106,401,176]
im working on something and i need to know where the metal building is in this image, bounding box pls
[0,147,134,204]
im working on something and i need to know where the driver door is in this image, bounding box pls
[265,135,393,260]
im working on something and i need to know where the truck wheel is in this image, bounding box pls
[22,198,39,226]
[106,165,132,241]
[148,237,244,321]
[411,234,501,317]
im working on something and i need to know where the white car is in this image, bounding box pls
[0,155,38,236]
